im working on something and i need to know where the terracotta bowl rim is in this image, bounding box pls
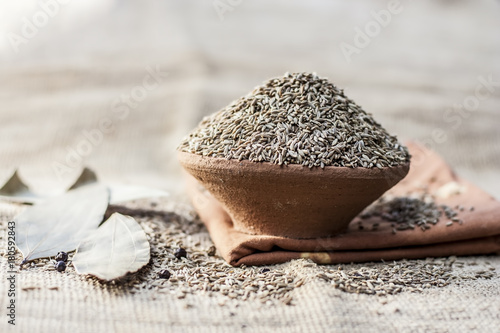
[178,151,410,179]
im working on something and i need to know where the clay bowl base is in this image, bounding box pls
[178,151,409,239]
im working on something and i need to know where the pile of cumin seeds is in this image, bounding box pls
[179,72,410,168]
[359,195,462,233]
[316,257,497,296]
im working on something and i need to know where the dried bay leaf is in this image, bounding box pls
[68,167,169,203]
[72,213,150,281]
[15,184,109,264]
[1,167,168,205]
[0,170,42,204]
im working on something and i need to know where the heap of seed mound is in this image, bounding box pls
[179,72,410,168]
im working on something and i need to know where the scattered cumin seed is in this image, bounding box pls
[360,194,461,233]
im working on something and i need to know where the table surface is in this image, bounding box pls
[0,1,499,332]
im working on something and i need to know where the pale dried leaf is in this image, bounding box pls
[0,170,41,204]
[1,166,167,205]
[15,184,109,263]
[69,167,169,203]
[72,213,150,281]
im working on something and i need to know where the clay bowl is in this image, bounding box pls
[178,151,410,239]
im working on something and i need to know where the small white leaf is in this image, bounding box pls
[108,184,169,204]
[0,170,42,204]
[1,168,168,205]
[72,213,150,281]
[15,184,109,263]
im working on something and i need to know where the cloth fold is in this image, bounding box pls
[186,143,500,266]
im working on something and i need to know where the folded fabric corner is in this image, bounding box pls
[186,143,500,266]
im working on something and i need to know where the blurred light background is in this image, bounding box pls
[0,0,499,197]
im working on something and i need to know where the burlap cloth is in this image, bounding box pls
[1,1,500,332]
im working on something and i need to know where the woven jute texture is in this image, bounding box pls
[1,1,499,332]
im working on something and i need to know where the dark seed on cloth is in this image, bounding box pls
[55,261,66,272]
[174,247,187,259]
[158,270,171,279]
[55,251,68,262]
